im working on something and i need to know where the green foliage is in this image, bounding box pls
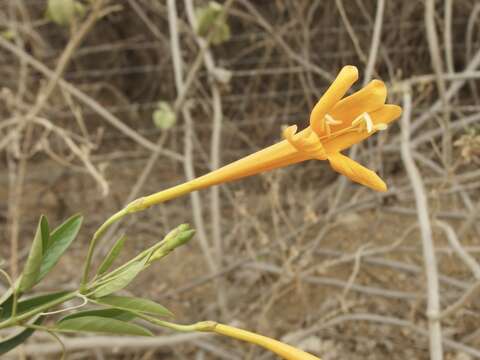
[17,215,82,294]
[60,308,136,322]
[0,291,70,319]
[196,1,231,45]
[39,214,83,281]
[94,295,173,317]
[19,216,49,293]
[152,101,176,130]
[97,234,126,276]
[0,216,196,348]
[0,317,44,355]
[46,0,86,26]
[91,256,149,298]
[54,316,153,336]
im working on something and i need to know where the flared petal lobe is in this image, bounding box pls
[310,66,358,135]
[323,104,402,154]
[329,80,387,130]
[328,152,387,192]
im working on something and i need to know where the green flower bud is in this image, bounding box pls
[148,227,195,263]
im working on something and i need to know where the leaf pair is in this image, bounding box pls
[0,214,82,316]
[18,215,83,294]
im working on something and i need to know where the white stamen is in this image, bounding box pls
[363,112,373,133]
[325,114,342,125]
[352,112,374,133]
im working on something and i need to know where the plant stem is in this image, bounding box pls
[24,323,66,360]
[0,268,18,317]
[80,208,128,290]
[0,291,77,330]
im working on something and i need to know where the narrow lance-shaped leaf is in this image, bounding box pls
[60,308,137,322]
[54,316,153,336]
[0,213,78,304]
[19,216,49,292]
[91,256,149,298]
[38,214,83,281]
[94,295,174,317]
[0,316,44,355]
[97,234,126,276]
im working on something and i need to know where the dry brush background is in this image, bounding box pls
[1,0,480,359]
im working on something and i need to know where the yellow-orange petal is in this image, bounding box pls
[329,79,387,130]
[190,139,302,188]
[327,152,387,192]
[310,66,358,135]
[213,324,322,360]
[323,104,402,154]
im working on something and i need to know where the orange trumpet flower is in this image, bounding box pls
[129,65,401,212]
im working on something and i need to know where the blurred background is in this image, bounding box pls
[1,0,480,359]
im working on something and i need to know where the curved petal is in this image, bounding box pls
[327,152,387,192]
[310,66,358,135]
[329,79,387,130]
[323,104,402,153]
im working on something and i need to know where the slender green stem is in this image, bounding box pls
[91,243,156,286]
[24,324,66,360]
[11,288,18,319]
[0,291,77,329]
[0,268,18,318]
[80,208,128,291]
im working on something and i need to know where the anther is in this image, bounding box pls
[352,112,374,133]
[373,123,388,131]
[322,114,342,136]
[325,114,342,125]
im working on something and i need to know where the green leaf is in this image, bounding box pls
[40,218,50,252]
[97,234,126,276]
[38,214,83,281]
[46,0,84,26]
[54,316,153,336]
[0,289,14,311]
[94,295,173,317]
[60,308,136,322]
[0,316,43,355]
[0,291,70,319]
[196,1,222,37]
[210,22,230,45]
[19,216,49,292]
[152,102,176,130]
[91,257,148,298]
[196,1,230,45]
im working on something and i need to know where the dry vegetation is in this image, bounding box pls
[1,0,480,359]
